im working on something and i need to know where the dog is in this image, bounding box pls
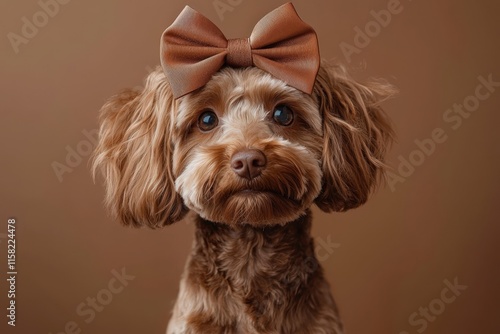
[92,3,394,333]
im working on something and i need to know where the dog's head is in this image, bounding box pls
[93,3,394,228]
[92,62,394,228]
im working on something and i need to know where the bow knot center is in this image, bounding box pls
[226,38,253,68]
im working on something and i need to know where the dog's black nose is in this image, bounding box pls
[231,149,267,180]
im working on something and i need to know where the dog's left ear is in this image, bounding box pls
[313,62,396,212]
[92,67,187,228]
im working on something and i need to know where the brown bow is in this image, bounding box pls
[160,2,320,99]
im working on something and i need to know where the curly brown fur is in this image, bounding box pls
[170,211,342,334]
[92,61,395,333]
[92,72,187,228]
[314,63,395,211]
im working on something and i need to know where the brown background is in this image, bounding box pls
[1,0,499,333]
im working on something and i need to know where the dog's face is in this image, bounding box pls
[173,67,323,225]
[92,63,394,228]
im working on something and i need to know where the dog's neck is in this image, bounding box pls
[176,210,341,332]
[193,209,317,284]
[189,210,325,321]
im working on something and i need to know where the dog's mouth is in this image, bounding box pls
[198,184,304,225]
[235,188,280,196]
[231,187,300,205]
[194,159,319,225]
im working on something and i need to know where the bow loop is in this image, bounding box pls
[161,2,320,98]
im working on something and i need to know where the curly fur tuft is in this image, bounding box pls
[313,62,396,212]
[92,68,187,228]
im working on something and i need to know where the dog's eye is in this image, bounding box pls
[198,110,219,132]
[272,105,294,126]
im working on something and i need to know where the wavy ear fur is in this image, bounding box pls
[314,62,395,212]
[92,67,187,228]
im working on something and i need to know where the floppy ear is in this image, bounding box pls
[92,67,187,228]
[313,62,395,212]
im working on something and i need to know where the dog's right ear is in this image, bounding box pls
[313,63,395,212]
[92,67,187,228]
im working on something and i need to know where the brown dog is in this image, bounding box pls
[93,4,394,333]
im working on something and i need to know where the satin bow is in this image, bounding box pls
[160,2,320,98]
